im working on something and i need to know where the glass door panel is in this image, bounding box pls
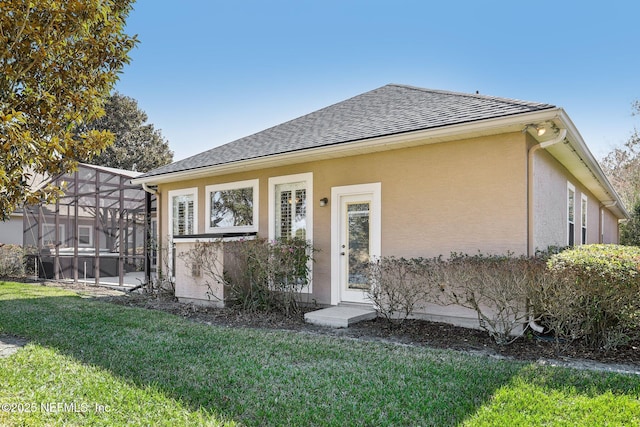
[347,202,370,290]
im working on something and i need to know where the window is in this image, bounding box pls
[567,183,575,246]
[581,194,588,245]
[169,188,198,237]
[205,180,258,233]
[269,173,313,291]
[78,225,93,247]
[43,224,65,247]
[276,182,307,240]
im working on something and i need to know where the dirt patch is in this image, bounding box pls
[40,282,640,374]
[0,335,28,358]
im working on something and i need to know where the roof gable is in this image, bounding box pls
[141,84,555,178]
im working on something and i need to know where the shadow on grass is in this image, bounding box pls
[0,282,638,426]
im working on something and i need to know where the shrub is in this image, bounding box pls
[441,253,547,345]
[537,244,640,350]
[0,244,28,278]
[222,237,315,316]
[367,257,446,325]
[367,253,546,343]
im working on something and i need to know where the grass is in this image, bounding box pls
[0,282,638,426]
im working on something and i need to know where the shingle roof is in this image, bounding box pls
[140,84,555,179]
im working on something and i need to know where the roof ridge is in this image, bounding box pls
[385,83,554,108]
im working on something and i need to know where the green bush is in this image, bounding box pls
[539,244,640,350]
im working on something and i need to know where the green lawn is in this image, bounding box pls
[0,282,638,426]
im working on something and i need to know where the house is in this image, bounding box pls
[0,210,24,245]
[131,84,628,328]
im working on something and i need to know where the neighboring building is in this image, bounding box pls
[21,163,156,286]
[131,84,628,327]
[0,210,24,245]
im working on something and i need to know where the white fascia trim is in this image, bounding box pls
[555,109,629,219]
[131,109,563,187]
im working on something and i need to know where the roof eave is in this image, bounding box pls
[131,108,561,186]
[545,110,629,220]
[131,107,628,220]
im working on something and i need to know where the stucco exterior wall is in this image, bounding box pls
[173,241,225,307]
[159,132,529,307]
[0,216,24,245]
[601,208,620,243]
[533,149,620,250]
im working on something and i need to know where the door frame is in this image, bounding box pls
[330,182,381,305]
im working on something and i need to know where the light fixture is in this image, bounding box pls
[523,123,547,137]
[319,197,328,207]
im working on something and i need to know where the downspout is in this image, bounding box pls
[141,182,158,196]
[527,128,567,334]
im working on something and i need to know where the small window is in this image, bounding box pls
[581,194,588,245]
[169,188,198,237]
[567,183,575,246]
[205,180,258,233]
[43,224,65,248]
[78,225,93,247]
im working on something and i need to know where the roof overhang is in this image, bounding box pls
[132,108,628,219]
[529,109,629,220]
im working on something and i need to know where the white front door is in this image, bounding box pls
[331,183,381,305]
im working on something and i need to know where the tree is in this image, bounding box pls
[620,201,640,246]
[601,101,640,210]
[0,0,137,220]
[83,92,173,172]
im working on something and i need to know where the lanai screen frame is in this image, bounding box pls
[23,164,155,287]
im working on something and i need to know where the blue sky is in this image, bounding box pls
[115,1,639,162]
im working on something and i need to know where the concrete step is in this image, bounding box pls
[304,306,377,328]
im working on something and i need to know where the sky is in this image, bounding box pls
[115,0,640,162]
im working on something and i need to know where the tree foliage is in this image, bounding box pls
[83,92,173,172]
[0,0,137,220]
[620,201,640,246]
[601,100,640,210]
[601,101,640,245]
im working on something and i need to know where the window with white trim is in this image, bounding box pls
[581,194,588,245]
[269,173,313,291]
[600,208,605,243]
[205,179,258,233]
[276,181,307,240]
[567,183,575,246]
[169,188,198,237]
[78,225,93,247]
[43,224,65,248]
